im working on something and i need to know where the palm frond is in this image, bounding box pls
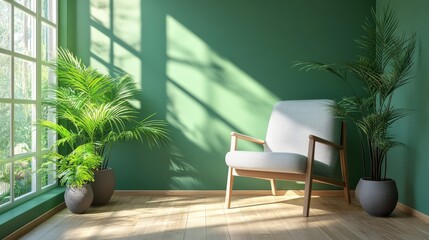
[103,114,170,148]
[293,61,346,80]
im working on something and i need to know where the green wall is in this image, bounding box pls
[63,0,374,190]
[377,0,429,215]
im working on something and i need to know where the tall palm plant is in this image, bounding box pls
[295,7,415,181]
[41,48,169,172]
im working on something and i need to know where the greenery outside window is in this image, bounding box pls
[0,0,57,212]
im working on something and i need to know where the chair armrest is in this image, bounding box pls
[230,132,265,151]
[231,132,265,145]
[309,135,343,149]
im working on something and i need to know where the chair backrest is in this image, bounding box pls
[264,99,341,176]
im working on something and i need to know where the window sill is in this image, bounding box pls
[0,187,65,239]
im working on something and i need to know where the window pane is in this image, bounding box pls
[14,104,34,155]
[0,162,11,206]
[13,157,33,198]
[41,105,56,150]
[0,54,11,98]
[0,0,58,208]
[41,156,55,188]
[15,0,35,12]
[14,58,35,100]
[41,23,56,62]
[41,64,55,99]
[14,8,35,57]
[41,65,56,150]
[0,103,11,159]
[42,0,56,23]
[0,0,11,50]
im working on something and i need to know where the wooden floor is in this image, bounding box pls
[21,191,429,240]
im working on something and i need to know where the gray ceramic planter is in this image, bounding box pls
[91,168,115,206]
[64,184,93,214]
[355,178,398,217]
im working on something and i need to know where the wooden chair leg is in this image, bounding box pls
[344,186,351,204]
[225,167,235,208]
[304,138,315,217]
[339,122,351,204]
[270,179,277,196]
[303,174,313,217]
[340,149,351,204]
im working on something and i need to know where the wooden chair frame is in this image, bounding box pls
[225,122,350,217]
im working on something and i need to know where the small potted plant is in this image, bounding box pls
[40,48,170,206]
[295,7,415,216]
[42,143,101,213]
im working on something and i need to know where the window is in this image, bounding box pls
[0,0,57,211]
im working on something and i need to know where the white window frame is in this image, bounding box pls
[0,0,58,213]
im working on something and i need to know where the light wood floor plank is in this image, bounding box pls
[21,192,429,240]
[205,196,230,240]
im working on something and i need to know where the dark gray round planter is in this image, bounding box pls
[64,184,93,214]
[91,168,115,206]
[356,178,398,217]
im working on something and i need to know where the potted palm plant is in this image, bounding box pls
[40,48,169,206]
[295,7,415,216]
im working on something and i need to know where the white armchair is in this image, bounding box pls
[224,99,350,216]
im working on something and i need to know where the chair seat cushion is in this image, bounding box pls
[226,151,308,174]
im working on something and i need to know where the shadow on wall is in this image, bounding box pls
[73,0,373,190]
[82,0,279,190]
[165,15,279,189]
